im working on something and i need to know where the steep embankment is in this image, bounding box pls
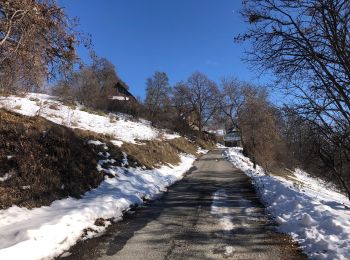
[0,109,105,209]
[0,93,211,260]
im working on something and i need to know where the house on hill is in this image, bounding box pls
[107,79,138,114]
[109,80,136,102]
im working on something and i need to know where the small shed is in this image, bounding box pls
[224,128,242,147]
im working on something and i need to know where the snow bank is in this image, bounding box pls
[0,93,179,143]
[0,93,199,259]
[0,153,196,260]
[225,147,350,260]
[0,94,198,260]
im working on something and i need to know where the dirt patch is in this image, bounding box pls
[0,109,123,209]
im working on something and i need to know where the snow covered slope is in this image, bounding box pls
[225,147,350,260]
[0,146,195,260]
[0,93,198,259]
[0,93,179,144]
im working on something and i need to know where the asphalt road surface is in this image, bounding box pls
[62,149,306,260]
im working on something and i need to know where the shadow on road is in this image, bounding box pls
[60,150,306,260]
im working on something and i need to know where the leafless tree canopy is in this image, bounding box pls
[238,0,350,198]
[0,0,78,92]
[145,71,171,119]
[233,85,281,170]
[54,56,119,110]
[220,77,247,130]
[174,72,221,133]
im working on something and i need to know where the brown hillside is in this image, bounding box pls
[0,109,108,209]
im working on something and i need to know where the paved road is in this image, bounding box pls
[62,149,306,260]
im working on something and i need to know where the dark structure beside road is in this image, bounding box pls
[224,128,241,147]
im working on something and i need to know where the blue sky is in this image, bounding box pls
[59,0,269,99]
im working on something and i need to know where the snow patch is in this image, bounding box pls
[197,147,209,155]
[87,140,104,146]
[225,147,350,260]
[0,93,204,259]
[224,246,235,256]
[162,133,181,140]
[111,140,123,147]
[0,154,196,260]
[0,170,15,182]
[0,94,179,144]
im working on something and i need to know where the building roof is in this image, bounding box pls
[111,81,137,102]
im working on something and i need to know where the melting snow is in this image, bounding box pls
[0,171,15,182]
[87,140,105,146]
[225,147,350,260]
[0,93,202,259]
[224,246,235,256]
[0,93,179,144]
[0,154,196,260]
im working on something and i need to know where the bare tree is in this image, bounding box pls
[220,77,246,130]
[145,71,171,119]
[0,0,78,92]
[174,72,221,134]
[239,86,282,171]
[238,0,350,199]
[54,55,119,110]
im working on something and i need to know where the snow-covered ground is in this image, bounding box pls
[0,141,196,260]
[0,93,179,143]
[225,147,350,260]
[0,93,202,259]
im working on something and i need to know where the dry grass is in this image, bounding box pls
[0,90,28,98]
[121,137,211,169]
[195,138,216,150]
[80,107,107,116]
[48,103,60,110]
[168,137,198,156]
[122,140,181,169]
[269,168,305,187]
[0,109,214,210]
[0,109,112,209]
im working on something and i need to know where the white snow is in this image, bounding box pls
[216,143,226,149]
[0,153,196,260]
[224,246,235,256]
[0,170,15,182]
[0,93,204,259]
[225,147,350,260]
[162,133,181,140]
[0,93,177,144]
[87,140,105,146]
[110,96,129,101]
[197,147,209,155]
[88,140,108,150]
[111,140,123,147]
